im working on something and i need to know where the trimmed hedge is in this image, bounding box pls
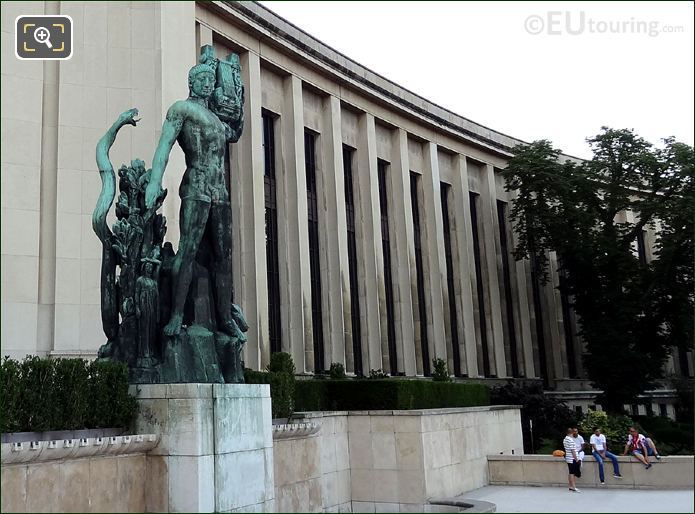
[244,352,297,419]
[245,369,295,419]
[0,356,137,433]
[294,379,490,411]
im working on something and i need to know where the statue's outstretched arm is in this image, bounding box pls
[146,103,185,208]
[93,108,139,242]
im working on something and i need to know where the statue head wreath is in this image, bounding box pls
[188,62,216,87]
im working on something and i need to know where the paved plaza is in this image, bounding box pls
[465,485,695,513]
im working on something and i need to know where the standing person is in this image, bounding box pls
[571,427,586,466]
[623,427,654,469]
[564,428,582,492]
[590,428,623,484]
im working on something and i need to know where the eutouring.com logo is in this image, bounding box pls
[524,11,685,37]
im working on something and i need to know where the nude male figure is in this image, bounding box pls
[145,63,242,337]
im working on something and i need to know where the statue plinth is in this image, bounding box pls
[133,383,274,512]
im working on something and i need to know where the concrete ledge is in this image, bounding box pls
[488,454,694,490]
[0,434,159,465]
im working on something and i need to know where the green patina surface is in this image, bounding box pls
[92,45,247,384]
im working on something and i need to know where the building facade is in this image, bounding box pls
[1,1,691,413]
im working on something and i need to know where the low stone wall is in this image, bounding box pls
[287,406,522,513]
[1,404,522,513]
[0,435,159,512]
[273,413,351,513]
[488,454,694,489]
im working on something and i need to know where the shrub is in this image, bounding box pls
[87,360,137,429]
[0,356,137,433]
[294,379,489,411]
[20,356,59,431]
[244,352,297,419]
[578,410,633,453]
[432,358,452,382]
[54,358,90,430]
[368,369,388,379]
[329,362,346,380]
[490,380,578,454]
[0,357,23,433]
[267,352,295,375]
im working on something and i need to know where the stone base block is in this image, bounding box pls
[135,383,273,513]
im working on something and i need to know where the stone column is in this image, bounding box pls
[547,251,569,379]
[355,113,384,372]
[317,95,351,367]
[451,155,479,377]
[159,1,197,247]
[508,209,536,378]
[388,129,417,376]
[37,1,59,356]
[134,384,274,513]
[421,142,448,362]
[479,164,506,377]
[278,75,313,373]
[232,50,268,370]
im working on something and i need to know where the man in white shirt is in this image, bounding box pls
[571,427,585,464]
[590,428,623,484]
[563,428,582,492]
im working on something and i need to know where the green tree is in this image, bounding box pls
[503,128,693,413]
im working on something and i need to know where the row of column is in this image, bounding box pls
[229,48,565,379]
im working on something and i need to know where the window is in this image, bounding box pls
[637,230,648,265]
[469,192,491,377]
[558,261,577,378]
[378,159,398,375]
[343,145,363,376]
[497,200,519,377]
[441,182,462,376]
[305,130,325,373]
[659,403,668,418]
[262,111,281,354]
[410,173,430,376]
[530,252,549,386]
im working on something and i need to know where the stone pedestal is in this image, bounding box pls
[133,383,274,513]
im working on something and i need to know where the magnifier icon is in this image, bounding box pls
[34,26,53,49]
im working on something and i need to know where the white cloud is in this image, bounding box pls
[260,1,694,158]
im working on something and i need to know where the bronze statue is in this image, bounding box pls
[92,46,248,384]
[144,55,243,338]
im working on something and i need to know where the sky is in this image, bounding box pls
[260,1,694,159]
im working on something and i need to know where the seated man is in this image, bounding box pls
[623,426,659,469]
[590,428,622,484]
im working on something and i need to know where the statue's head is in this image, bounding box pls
[188,64,216,99]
